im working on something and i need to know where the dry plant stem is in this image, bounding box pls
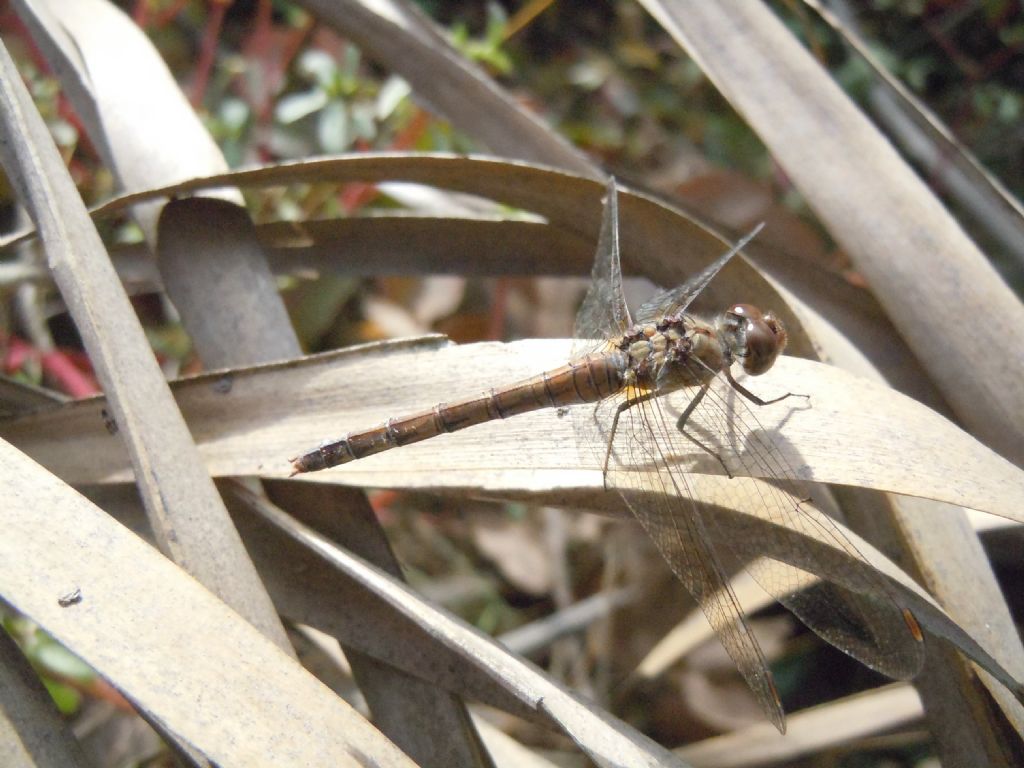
[0,42,287,646]
[677,684,923,768]
[497,586,638,657]
[640,0,1024,465]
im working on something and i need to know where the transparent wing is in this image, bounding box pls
[635,223,765,324]
[574,381,785,731]
[672,377,924,680]
[573,368,923,728]
[572,178,632,361]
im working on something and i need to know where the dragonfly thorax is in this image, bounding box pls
[616,303,787,394]
[618,316,725,391]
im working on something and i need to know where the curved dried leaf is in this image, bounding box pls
[4,339,1023,694]
[0,154,815,355]
[677,684,922,768]
[13,0,237,204]
[3,340,1020,520]
[260,215,596,277]
[0,442,415,767]
[635,569,780,680]
[228,481,690,768]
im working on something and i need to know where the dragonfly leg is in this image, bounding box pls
[724,366,808,407]
[676,381,733,478]
[603,390,658,490]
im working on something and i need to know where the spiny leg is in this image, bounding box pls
[724,367,809,407]
[603,389,659,490]
[676,381,733,478]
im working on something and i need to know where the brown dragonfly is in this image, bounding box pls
[290,181,923,730]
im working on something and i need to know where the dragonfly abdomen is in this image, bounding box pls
[290,352,625,474]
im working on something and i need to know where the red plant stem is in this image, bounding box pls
[41,350,99,397]
[191,0,232,107]
[390,107,430,151]
[3,336,33,373]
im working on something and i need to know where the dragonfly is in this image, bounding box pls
[290,180,924,731]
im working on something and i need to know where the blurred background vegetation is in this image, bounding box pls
[1,1,1021,765]
[7,0,1023,368]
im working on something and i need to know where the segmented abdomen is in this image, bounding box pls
[291,352,625,474]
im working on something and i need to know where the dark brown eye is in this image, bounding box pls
[724,309,786,376]
[726,303,760,323]
[742,311,787,375]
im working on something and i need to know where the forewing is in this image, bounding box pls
[578,383,787,731]
[635,223,765,323]
[660,377,925,680]
[572,178,632,360]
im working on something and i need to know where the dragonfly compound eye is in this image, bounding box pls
[740,310,787,375]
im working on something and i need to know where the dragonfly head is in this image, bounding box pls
[719,304,788,376]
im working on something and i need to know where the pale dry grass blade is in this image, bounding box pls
[2,342,1020,523]
[89,479,576,757]
[677,684,922,768]
[805,0,1024,265]
[259,215,596,278]
[29,4,494,757]
[886,495,1024,742]
[472,717,563,768]
[826,477,1024,758]
[225,481,692,768]
[0,39,287,644]
[0,155,819,355]
[0,375,65,416]
[255,481,496,767]
[295,0,597,176]
[0,442,415,767]
[160,200,495,765]
[15,0,296,362]
[635,569,782,680]
[637,0,1024,465]
[638,508,1023,682]
[14,0,297,652]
